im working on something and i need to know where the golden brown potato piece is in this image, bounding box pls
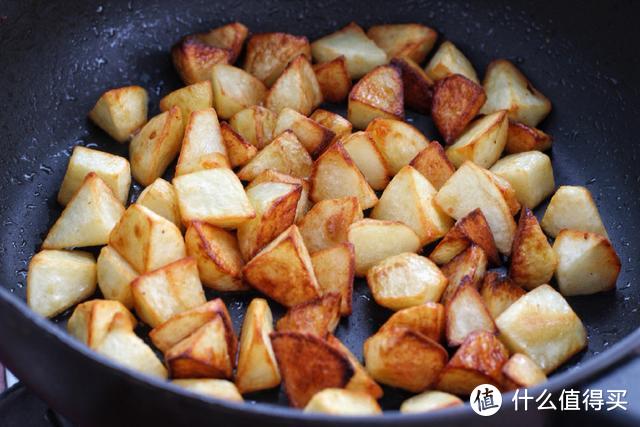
[400,390,463,414]
[367,23,438,64]
[174,107,227,177]
[366,118,428,174]
[502,353,548,390]
[309,109,353,143]
[440,245,488,304]
[173,379,244,402]
[342,131,390,191]
[242,225,320,307]
[229,105,276,150]
[391,56,434,114]
[409,142,455,190]
[136,178,181,228]
[243,32,311,86]
[348,64,404,129]
[541,185,608,238]
[276,293,341,338]
[326,335,384,399]
[211,64,268,119]
[271,331,355,408]
[445,285,496,347]
[68,299,136,349]
[505,120,552,154]
[96,245,138,308]
[425,41,479,83]
[446,111,509,169]
[220,122,258,168]
[431,74,486,144]
[195,22,248,64]
[435,330,509,395]
[298,196,363,254]
[159,81,214,129]
[490,151,555,209]
[312,56,352,103]
[380,302,445,343]
[364,326,448,392]
[266,55,323,115]
[246,170,311,222]
[311,243,355,316]
[304,388,382,415]
[171,36,232,85]
[479,272,525,319]
[274,108,334,157]
[496,284,587,373]
[88,85,148,143]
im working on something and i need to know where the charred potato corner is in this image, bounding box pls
[26,17,623,416]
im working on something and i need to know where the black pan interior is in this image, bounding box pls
[1,0,640,413]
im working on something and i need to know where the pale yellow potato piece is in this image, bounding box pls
[367,23,438,64]
[502,353,547,390]
[379,303,445,343]
[274,108,334,157]
[491,151,555,209]
[446,110,508,169]
[211,64,267,119]
[243,32,310,87]
[342,131,390,190]
[175,108,228,177]
[159,80,213,128]
[229,105,276,150]
[348,65,404,129]
[400,390,463,414]
[304,388,382,416]
[298,196,363,254]
[88,85,148,143]
[311,243,355,316]
[309,109,352,143]
[266,54,322,116]
[96,245,138,308]
[424,41,478,83]
[246,169,311,222]
[366,118,429,174]
[136,178,181,228]
[445,285,496,347]
[483,169,522,216]
[541,185,607,238]
[68,299,136,348]
[173,379,243,402]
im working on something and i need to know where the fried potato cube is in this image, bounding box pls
[509,208,557,289]
[243,32,311,86]
[173,379,243,402]
[366,118,429,174]
[304,388,382,416]
[446,111,508,169]
[348,219,421,276]
[195,22,249,64]
[171,36,232,85]
[480,59,551,127]
[266,55,322,115]
[380,302,445,343]
[236,298,281,393]
[364,326,448,392]
[274,108,334,157]
[372,165,452,245]
[312,56,352,103]
[309,109,353,143]
[174,108,228,177]
[553,230,620,296]
[173,168,255,228]
[211,64,267,119]
[435,331,508,395]
[68,299,136,348]
[367,253,448,311]
[391,56,434,114]
[43,173,125,249]
[506,120,552,154]
[484,169,521,216]
[247,170,311,222]
[149,299,232,353]
[276,293,341,338]
[440,245,488,304]
[445,285,496,347]
[368,23,438,64]
[243,225,320,307]
[129,107,183,186]
[237,130,313,181]
[496,284,587,373]
[97,246,138,308]
[229,105,276,150]
[429,208,500,265]
[435,161,517,254]
[136,178,181,227]
[502,353,547,390]
[432,74,486,144]
[109,204,186,273]
[298,196,363,253]
[326,335,383,399]
[541,186,607,238]
[480,272,525,319]
[131,257,206,328]
[271,331,355,408]
[309,142,378,209]
[220,122,258,168]
[159,81,213,128]
[58,146,131,206]
[95,314,167,378]
[348,64,404,129]
[342,131,390,190]
[400,390,463,413]
[311,22,387,79]
[409,142,455,190]
[424,41,479,83]
[88,85,148,143]
[491,151,555,209]
[311,243,355,316]
[238,182,302,260]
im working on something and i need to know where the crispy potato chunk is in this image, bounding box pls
[391,56,434,114]
[445,285,496,346]
[174,107,227,177]
[480,59,551,127]
[266,55,323,115]
[243,225,320,307]
[368,23,438,64]
[211,64,267,119]
[491,151,555,209]
[271,331,355,408]
[43,173,124,249]
[432,74,486,144]
[312,56,352,103]
[366,118,429,174]
[400,390,463,413]
[409,142,455,190]
[364,326,448,392]
[436,331,508,395]
[348,64,404,129]
[68,299,136,349]
[342,131,390,190]
[130,107,183,186]
[304,388,382,415]
[159,81,213,129]
[246,170,311,222]
[229,105,276,150]
[496,284,587,373]
[479,272,525,319]
[309,109,352,143]
[326,335,383,399]
[311,243,355,316]
[274,108,334,157]
[88,85,148,143]
[309,142,378,209]
[425,41,478,83]
[446,110,508,168]
[311,22,387,79]
[440,245,488,304]
[298,196,363,253]
[173,379,243,402]
[541,185,607,238]
[109,204,186,274]
[276,293,341,338]
[131,257,206,328]
[243,32,311,86]
[195,22,248,63]
[380,302,445,343]
[171,36,232,85]
[97,245,138,308]
[220,122,257,168]
[367,253,448,310]
[58,146,131,205]
[502,353,547,390]
[372,165,452,245]
[553,230,620,296]
[506,120,552,154]
[236,298,281,393]
[483,169,521,216]
[137,178,181,228]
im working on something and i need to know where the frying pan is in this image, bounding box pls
[0,0,639,425]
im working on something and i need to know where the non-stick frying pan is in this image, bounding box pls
[0,0,639,425]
